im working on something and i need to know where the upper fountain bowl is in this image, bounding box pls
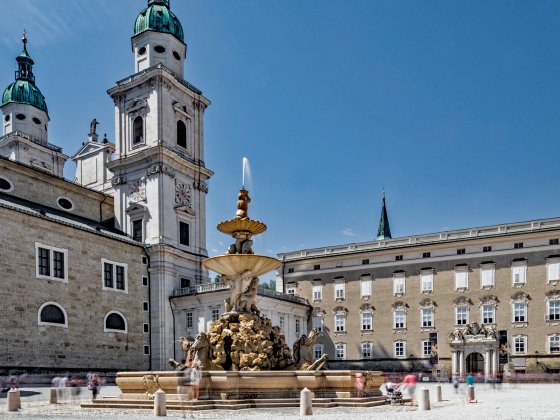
[217,219,267,236]
[203,254,281,278]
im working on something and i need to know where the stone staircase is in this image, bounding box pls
[81,395,387,411]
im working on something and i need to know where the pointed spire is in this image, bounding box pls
[376,189,392,240]
[16,30,35,82]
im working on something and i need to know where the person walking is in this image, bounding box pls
[190,363,201,400]
[452,375,460,393]
[88,374,100,400]
[354,372,365,398]
[402,373,417,405]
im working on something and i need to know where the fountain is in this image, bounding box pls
[88,178,385,409]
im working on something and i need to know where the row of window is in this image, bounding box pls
[132,116,190,150]
[312,335,560,361]
[131,219,190,247]
[312,300,560,332]
[302,240,560,273]
[306,258,560,301]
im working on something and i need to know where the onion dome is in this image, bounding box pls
[1,32,48,114]
[134,0,184,43]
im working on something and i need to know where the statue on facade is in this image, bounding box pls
[89,118,99,135]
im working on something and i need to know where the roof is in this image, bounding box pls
[134,0,184,43]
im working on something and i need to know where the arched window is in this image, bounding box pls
[38,302,67,327]
[133,116,144,144]
[104,311,127,332]
[177,120,187,148]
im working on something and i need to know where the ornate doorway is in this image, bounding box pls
[466,352,484,374]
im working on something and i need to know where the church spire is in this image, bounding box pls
[376,190,392,240]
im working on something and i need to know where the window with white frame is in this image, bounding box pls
[313,344,324,359]
[102,259,128,292]
[295,318,301,334]
[455,266,468,290]
[513,302,527,322]
[312,315,323,332]
[212,308,220,321]
[393,272,405,295]
[361,312,373,330]
[548,300,560,321]
[287,287,296,295]
[420,270,433,293]
[35,243,68,282]
[421,308,434,328]
[422,340,431,357]
[360,276,372,298]
[512,261,527,285]
[513,335,527,354]
[312,284,323,301]
[362,342,372,358]
[455,306,468,325]
[335,343,346,360]
[480,263,495,288]
[547,257,560,283]
[548,335,560,353]
[38,302,68,328]
[335,314,346,332]
[482,304,495,324]
[104,311,127,333]
[334,282,345,300]
[186,312,193,328]
[394,341,406,358]
[394,309,406,329]
[279,316,285,331]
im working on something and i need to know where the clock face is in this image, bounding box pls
[176,182,192,206]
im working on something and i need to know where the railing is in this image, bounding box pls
[171,282,310,306]
[115,63,203,95]
[0,131,63,153]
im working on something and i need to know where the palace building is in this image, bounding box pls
[277,196,560,378]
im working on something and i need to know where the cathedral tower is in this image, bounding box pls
[107,0,213,369]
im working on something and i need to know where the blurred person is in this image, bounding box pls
[354,372,365,398]
[190,362,201,400]
[88,374,100,400]
[452,375,459,393]
[401,372,417,405]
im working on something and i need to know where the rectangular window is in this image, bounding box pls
[179,222,189,246]
[514,336,526,354]
[102,259,127,292]
[36,243,67,281]
[334,283,345,299]
[181,278,191,289]
[143,323,149,333]
[513,303,526,322]
[483,246,492,252]
[512,262,527,285]
[362,259,369,265]
[279,316,285,330]
[455,268,468,290]
[335,314,346,332]
[456,306,468,325]
[361,278,372,297]
[142,256,148,265]
[421,308,433,327]
[480,265,495,288]
[212,308,220,321]
[394,310,406,329]
[287,267,294,273]
[313,264,321,270]
[482,305,495,324]
[143,301,149,311]
[132,219,143,242]
[549,336,560,353]
[361,312,373,330]
[422,340,431,357]
[395,255,403,261]
[312,284,322,301]
[312,316,323,332]
[457,248,466,255]
[393,273,405,295]
[423,252,431,258]
[394,341,405,358]
[335,343,346,360]
[550,239,559,245]
[514,242,524,249]
[313,344,323,360]
[547,258,560,283]
[287,287,296,295]
[186,312,193,328]
[143,345,150,355]
[420,271,433,292]
[142,276,149,287]
[549,301,560,321]
[295,319,301,334]
[362,342,372,358]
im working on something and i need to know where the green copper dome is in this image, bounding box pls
[1,33,48,114]
[134,0,184,43]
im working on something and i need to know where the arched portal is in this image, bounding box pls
[466,352,484,374]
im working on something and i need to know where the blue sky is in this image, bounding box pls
[1,1,560,282]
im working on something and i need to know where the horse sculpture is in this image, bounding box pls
[168,336,194,370]
[292,329,327,370]
[191,332,224,371]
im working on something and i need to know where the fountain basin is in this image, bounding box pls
[203,254,281,278]
[217,218,267,235]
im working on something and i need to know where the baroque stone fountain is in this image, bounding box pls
[98,188,384,408]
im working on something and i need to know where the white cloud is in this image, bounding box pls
[342,228,355,236]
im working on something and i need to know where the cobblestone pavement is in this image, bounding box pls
[0,382,557,419]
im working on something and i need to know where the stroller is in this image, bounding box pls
[386,383,405,405]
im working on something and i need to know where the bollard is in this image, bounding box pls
[15,389,21,410]
[435,384,442,402]
[300,387,313,416]
[418,388,430,411]
[467,385,476,403]
[6,389,19,412]
[49,387,58,404]
[154,389,167,416]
